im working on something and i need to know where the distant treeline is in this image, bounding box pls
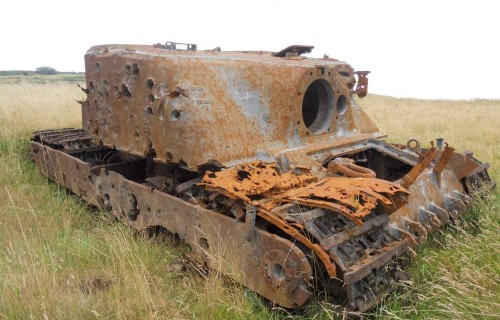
[0,70,84,76]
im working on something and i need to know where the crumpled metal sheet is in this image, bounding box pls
[200,161,316,202]
[279,177,409,225]
[201,162,409,225]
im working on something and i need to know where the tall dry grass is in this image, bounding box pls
[0,76,271,319]
[0,82,82,137]
[359,95,500,319]
[361,95,500,178]
[0,76,498,319]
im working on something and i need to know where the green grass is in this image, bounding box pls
[0,137,276,319]
[0,75,499,319]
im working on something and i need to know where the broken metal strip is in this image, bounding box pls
[280,197,364,225]
[433,145,455,187]
[343,238,411,284]
[400,147,438,189]
[433,145,455,176]
[256,209,337,278]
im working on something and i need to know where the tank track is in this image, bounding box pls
[283,207,411,312]
[32,128,92,150]
[30,129,494,313]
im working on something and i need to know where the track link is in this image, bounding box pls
[30,129,495,313]
[286,208,411,311]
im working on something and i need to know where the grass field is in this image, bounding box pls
[0,74,498,319]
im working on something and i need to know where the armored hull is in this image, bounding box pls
[30,43,495,312]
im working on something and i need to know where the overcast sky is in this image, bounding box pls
[1,0,499,99]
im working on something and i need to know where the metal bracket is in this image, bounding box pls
[245,204,257,242]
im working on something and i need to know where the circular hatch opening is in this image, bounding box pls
[301,79,334,133]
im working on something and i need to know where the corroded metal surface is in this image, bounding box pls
[278,177,408,222]
[200,161,409,224]
[30,42,495,313]
[30,139,313,308]
[200,161,316,202]
[82,44,379,171]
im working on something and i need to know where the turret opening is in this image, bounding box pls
[302,79,334,133]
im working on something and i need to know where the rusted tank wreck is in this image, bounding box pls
[30,42,495,312]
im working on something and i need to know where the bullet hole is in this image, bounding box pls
[125,64,131,74]
[95,63,100,72]
[145,106,153,116]
[101,80,109,96]
[121,84,131,98]
[237,170,251,180]
[309,71,313,76]
[88,81,95,91]
[170,110,181,121]
[128,194,139,221]
[103,193,110,206]
[148,94,155,105]
[146,79,154,89]
[199,237,209,250]
[165,151,173,162]
[132,64,140,75]
[134,130,140,138]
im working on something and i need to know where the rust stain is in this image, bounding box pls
[401,146,438,189]
[433,144,455,176]
[201,162,409,225]
[280,177,409,224]
[200,161,410,276]
[256,208,338,278]
[200,161,316,202]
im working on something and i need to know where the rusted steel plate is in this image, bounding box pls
[280,177,409,222]
[201,162,409,224]
[31,142,313,308]
[83,45,380,170]
[200,161,316,202]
